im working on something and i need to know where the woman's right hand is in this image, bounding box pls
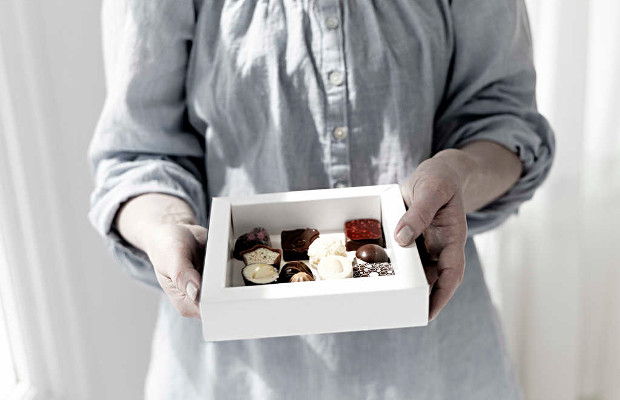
[114,193,207,320]
[144,223,207,319]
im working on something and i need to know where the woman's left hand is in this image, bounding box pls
[394,150,469,322]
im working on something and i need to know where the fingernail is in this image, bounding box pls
[396,225,414,246]
[186,281,199,302]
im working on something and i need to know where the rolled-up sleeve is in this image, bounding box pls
[433,0,555,235]
[88,0,206,287]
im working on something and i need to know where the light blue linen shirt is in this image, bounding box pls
[89,0,554,398]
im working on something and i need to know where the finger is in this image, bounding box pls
[424,263,439,290]
[428,243,465,322]
[185,225,208,273]
[152,249,202,307]
[186,225,208,248]
[170,255,202,303]
[154,270,201,319]
[395,180,454,246]
[415,236,439,288]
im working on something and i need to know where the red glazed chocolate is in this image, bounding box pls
[344,219,385,251]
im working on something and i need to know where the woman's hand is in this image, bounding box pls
[144,223,207,319]
[114,193,207,319]
[394,150,468,322]
[395,142,523,321]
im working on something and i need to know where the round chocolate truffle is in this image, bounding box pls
[242,263,279,286]
[290,272,314,282]
[278,261,313,283]
[317,255,353,280]
[355,244,389,264]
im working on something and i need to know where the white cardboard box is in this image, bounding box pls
[200,184,429,341]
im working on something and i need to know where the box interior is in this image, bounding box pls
[226,195,394,287]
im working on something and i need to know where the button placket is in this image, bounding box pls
[325,16,339,30]
[317,0,351,189]
[333,126,348,141]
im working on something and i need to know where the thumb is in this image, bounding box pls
[171,255,202,302]
[394,181,452,247]
[186,225,208,248]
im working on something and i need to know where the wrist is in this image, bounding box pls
[431,148,478,194]
[114,193,197,252]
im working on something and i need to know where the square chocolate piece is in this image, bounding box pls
[281,228,320,261]
[344,219,385,251]
[353,262,394,278]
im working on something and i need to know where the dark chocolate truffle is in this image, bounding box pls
[353,262,394,278]
[355,244,389,264]
[344,219,384,251]
[278,261,313,283]
[233,227,271,260]
[281,228,320,261]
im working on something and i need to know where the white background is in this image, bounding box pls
[0,0,619,399]
[0,1,159,399]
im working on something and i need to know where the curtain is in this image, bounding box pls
[476,0,620,399]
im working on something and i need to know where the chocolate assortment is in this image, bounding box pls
[234,222,394,286]
[281,228,320,261]
[344,219,385,251]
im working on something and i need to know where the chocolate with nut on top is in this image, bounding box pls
[290,272,314,282]
[278,261,313,283]
[344,219,384,251]
[281,228,320,261]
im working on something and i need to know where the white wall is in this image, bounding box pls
[0,1,159,399]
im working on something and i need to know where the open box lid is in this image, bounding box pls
[200,184,429,341]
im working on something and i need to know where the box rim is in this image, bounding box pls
[201,184,428,303]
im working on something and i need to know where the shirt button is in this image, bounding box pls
[334,181,348,189]
[328,71,344,86]
[325,17,339,30]
[333,127,348,140]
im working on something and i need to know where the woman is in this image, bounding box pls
[89,0,554,398]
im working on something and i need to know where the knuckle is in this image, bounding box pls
[171,269,186,289]
[421,177,455,200]
[414,209,433,228]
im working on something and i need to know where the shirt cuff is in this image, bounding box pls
[457,124,554,236]
[89,161,207,287]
